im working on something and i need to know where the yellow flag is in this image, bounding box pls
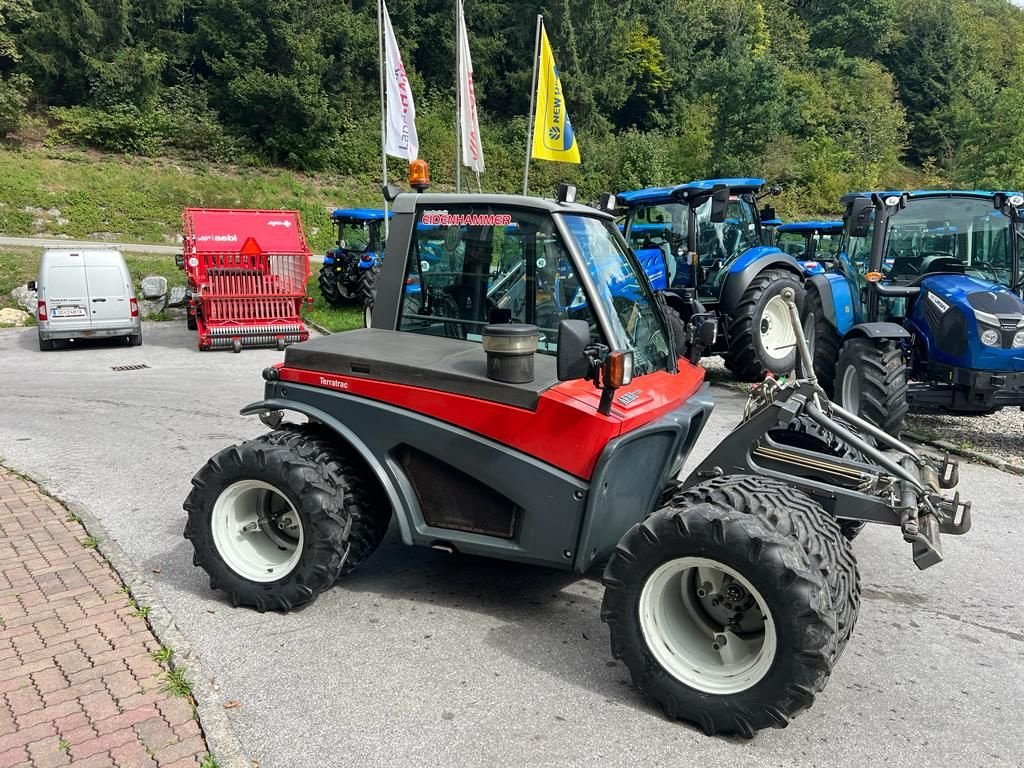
[530,25,581,163]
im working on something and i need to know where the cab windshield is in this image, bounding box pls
[336,220,373,253]
[561,214,671,376]
[883,197,1017,287]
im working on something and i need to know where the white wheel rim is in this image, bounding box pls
[211,480,304,583]
[639,556,776,695]
[759,295,797,364]
[841,365,861,410]
[363,304,372,328]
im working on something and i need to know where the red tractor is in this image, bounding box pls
[183,179,971,735]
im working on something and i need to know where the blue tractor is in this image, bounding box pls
[619,178,810,381]
[774,220,845,276]
[318,209,391,320]
[803,190,1024,434]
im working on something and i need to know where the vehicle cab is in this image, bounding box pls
[774,221,844,275]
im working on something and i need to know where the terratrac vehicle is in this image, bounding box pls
[184,174,973,736]
[620,179,807,381]
[803,191,1024,433]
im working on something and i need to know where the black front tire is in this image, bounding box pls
[835,338,909,435]
[186,308,197,331]
[677,475,860,662]
[725,270,806,382]
[800,287,840,394]
[602,482,838,736]
[664,305,690,362]
[183,430,354,612]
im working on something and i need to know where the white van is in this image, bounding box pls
[31,249,142,351]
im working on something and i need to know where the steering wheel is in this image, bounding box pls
[966,260,1004,283]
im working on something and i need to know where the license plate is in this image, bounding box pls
[51,307,86,317]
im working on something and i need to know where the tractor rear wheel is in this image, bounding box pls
[359,264,380,329]
[725,270,805,382]
[836,338,908,435]
[318,265,347,308]
[264,424,392,577]
[800,287,840,394]
[602,485,838,736]
[677,475,860,662]
[183,429,353,611]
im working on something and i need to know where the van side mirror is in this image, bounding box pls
[26,280,36,292]
[556,319,593,381]
[848,198,873,239]
[709,185,730,224]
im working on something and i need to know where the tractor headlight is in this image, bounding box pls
[980,328,1001,347]
[1013,330,1024,349]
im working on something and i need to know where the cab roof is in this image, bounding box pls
[839,190,1023,205]
[391,192,614,220]
[331,208,392,221]
[618,178,766,206]
[776,220,843,234]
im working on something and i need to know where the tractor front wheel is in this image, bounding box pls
[183,430,353,611]
[602,481,839,735]
[800,288,840,393]
[725,270,805,381]
[835,338,908,435]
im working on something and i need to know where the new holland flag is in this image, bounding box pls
[530,25,580,164]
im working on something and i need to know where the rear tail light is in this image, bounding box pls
[37,300,47,321]
[130,298,139,318]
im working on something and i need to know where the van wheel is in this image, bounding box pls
[38,336,54,351]
[128,333,142,347]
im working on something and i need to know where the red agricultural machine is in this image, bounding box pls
[177,208,313,351]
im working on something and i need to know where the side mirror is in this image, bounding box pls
[848,198,873,239]
[556,319,592,381]
[759,205,777,223]
[26,280,36,292]
[709,185,729,224]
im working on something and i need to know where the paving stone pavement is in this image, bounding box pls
[0,468,211,768]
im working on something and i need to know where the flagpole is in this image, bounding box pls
[522,15,542,196]
[378,0,389,236]
[455,0,462,193]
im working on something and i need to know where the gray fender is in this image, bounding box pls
[718,251,804,314]
[844,322,911,341]
[240,398,413,545]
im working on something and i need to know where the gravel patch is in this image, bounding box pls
[906,407,1024,468]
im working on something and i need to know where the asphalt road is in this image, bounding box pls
[1,323,1021,768]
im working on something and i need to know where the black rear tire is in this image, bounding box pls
[265,424,392,577]
[186,309,197,331]
[800,287,840,395]
[183,430,354,612]
[677,475,860,662]
[835,338,908,435]
[129,332,142,347]
[359,264,380,328]
[38,336,54,351]
[318,264,348,308]
[725,270,805,382]
[602,489,837,736]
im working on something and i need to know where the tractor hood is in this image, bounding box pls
[916,274,1024,371]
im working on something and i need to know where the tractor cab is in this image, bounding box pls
[775,221,844,275]
[803,190,1024,429]
[618,179,809,380]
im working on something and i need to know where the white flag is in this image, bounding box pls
[382,0,418,160]
[457,0,484,173]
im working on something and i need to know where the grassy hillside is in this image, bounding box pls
[0,146,387,253]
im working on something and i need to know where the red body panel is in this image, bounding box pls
[276,359,705,480]
[183,208,310,255]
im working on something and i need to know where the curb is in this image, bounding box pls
[305,317,332,336]
[0,463,251,768]
[903,431,1024,477]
